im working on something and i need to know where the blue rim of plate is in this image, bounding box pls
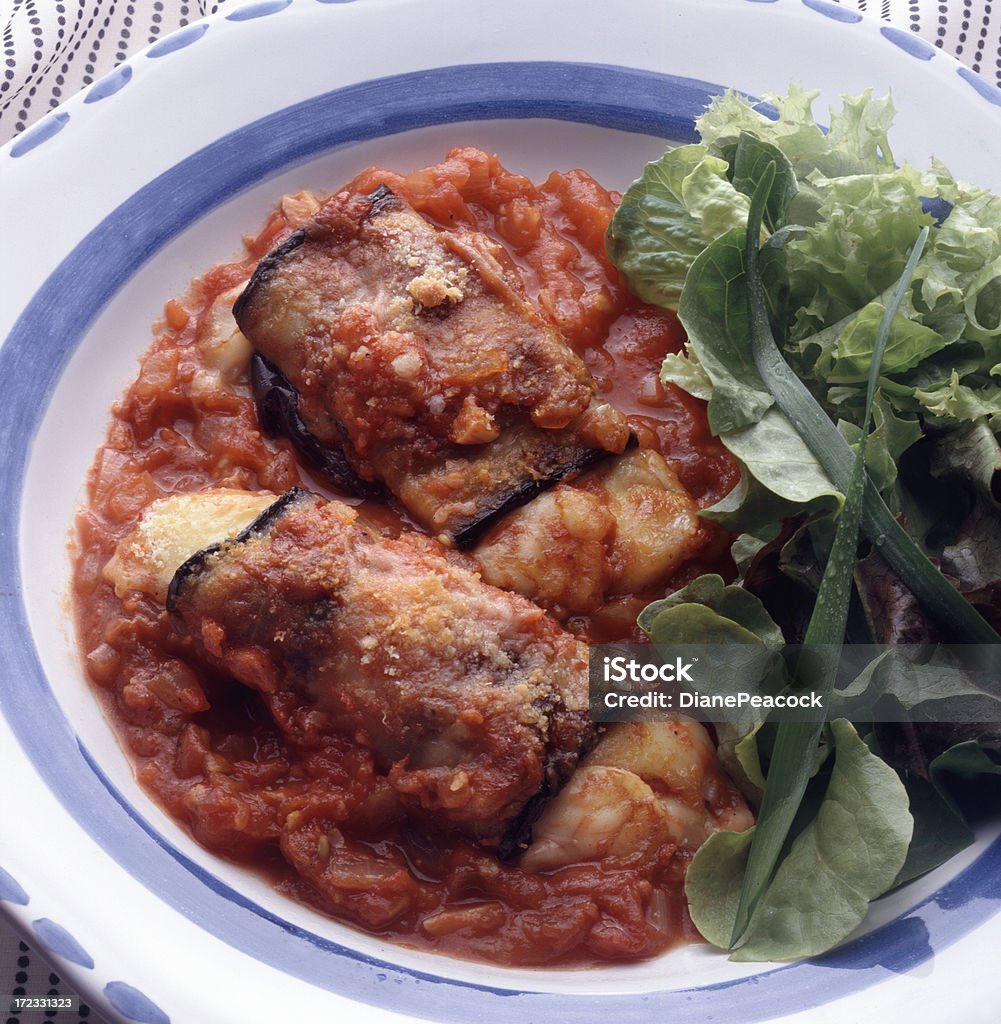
[2,60,1001,1024]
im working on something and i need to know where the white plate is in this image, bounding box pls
[3,0,1001,1022]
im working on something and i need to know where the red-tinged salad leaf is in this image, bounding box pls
[929,418,1001,507]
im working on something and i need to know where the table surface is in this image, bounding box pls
[2,0,1000,1020]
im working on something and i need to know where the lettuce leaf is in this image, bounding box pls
[781,157,1001,428]
[609,82,1001,965]
[838,396,924,496]
[913,371,1001,431]
[822,303,952,382]
[606,145,750,309]
[610,86,1001,541]
[784,166,936,336]
[697,85,897,179]
[686,719,912,961]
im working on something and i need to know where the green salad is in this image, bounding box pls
[606,85,1001,961]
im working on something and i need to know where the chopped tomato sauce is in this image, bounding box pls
[72,148,739,966]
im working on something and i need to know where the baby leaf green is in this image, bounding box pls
[606,145,750,309]
[686,720,912,961]
[638,573,784,649]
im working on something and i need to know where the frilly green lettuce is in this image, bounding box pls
[608,85,1001,534]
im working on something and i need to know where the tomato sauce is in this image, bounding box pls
[72,148,739,966]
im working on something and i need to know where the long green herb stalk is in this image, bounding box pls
[728,164,929,948]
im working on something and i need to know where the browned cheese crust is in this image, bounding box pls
[166,491,595,849]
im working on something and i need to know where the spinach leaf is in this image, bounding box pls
[675,228,779,433]
[638,574,784,796]
[702,408,843,533]
[890,774,972,889]
[729,134,799,234]
[868,732,1001,889]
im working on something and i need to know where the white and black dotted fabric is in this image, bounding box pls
[2,0,1001,1021]
[903,0,1001,78]
[0,936,94,1024]
[0,0,235,141]
[2,0,1001,143]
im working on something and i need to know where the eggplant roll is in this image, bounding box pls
[105,488,595,850]
[234,186,630,547]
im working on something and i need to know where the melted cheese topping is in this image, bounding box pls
[103,489,277,601]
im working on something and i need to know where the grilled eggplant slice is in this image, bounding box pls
[109,488,595,850]
[234,185,630,546]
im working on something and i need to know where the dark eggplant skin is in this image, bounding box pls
[232,230,306,326]
[250,354,382,499]
[450,438,630,550]
[366,182,398,214]
[251,347,618,547]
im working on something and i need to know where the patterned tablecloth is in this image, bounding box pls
[2,0,1000,1020]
